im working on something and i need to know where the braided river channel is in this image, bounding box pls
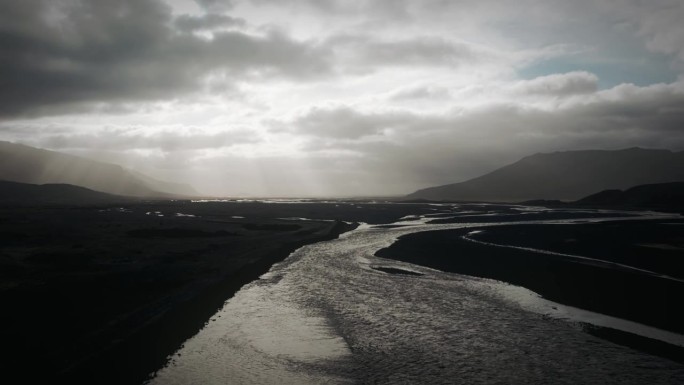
[148,205,684,384]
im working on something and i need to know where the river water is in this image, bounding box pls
[148,207,684,384]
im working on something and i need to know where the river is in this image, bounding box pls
[148,206,684,384]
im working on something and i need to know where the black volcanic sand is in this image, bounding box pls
[470,219,684,279]
[0,201,441,385]
[376,219,684,360]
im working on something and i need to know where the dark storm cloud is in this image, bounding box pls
[0,0,331,117]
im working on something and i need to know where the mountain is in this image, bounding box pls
[0,141,199,198]
[0,181,134,205]
[407,148,684,202]
[575,182,684,211]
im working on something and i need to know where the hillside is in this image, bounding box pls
[0,180,134,205]
[407,148,684,202]
[576,182,684,211]
[0,141,198,197]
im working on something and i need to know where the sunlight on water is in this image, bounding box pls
[149,207,684,384]
[148,263,353,385]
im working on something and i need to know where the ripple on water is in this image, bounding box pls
[148,268,355,384]
[149,211,684,385]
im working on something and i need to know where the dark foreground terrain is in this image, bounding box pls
[0,200,438,384]
[3,198,683,383]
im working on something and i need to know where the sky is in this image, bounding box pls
[1,0,683,197]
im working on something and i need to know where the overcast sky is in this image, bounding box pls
[1,0,683,196]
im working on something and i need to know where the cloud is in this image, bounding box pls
[613,0,684,63]
[1,0,683,197]
[0,0,331,117]
[292,106,419,139]
[384,72,598,105]
[194,0,235,12]
[174,13,246,32]
[512,71,598,96]
[389,85,452,101]
[271,80,684,193]
[245,0,412,18]
[17,127,258,153]
[327,34,490,71]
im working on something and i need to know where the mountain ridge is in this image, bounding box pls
[407,148,684,202]
[0,180,135,205]
[0,141,198,198]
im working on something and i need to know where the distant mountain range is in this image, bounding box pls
[0,141,198,198]
[407,148,684,202]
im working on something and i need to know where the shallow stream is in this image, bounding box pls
[148,206,684,384]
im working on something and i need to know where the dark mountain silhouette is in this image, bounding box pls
[407,148,684,202]
[576,182,684,211]
[0,180,134,205]
[0,141,198,197]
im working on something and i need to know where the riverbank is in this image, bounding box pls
[376,219,684,362]
[0,203,364,385]
[148,207,684,384]
[63,220,357,385]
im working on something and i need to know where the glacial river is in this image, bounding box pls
[148,207,684,384]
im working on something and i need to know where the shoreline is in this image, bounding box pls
[375,224,684,363]
[6,201,680,382]
[57,220,358,385]
[1,200,447,385]
[585,324,684,364]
